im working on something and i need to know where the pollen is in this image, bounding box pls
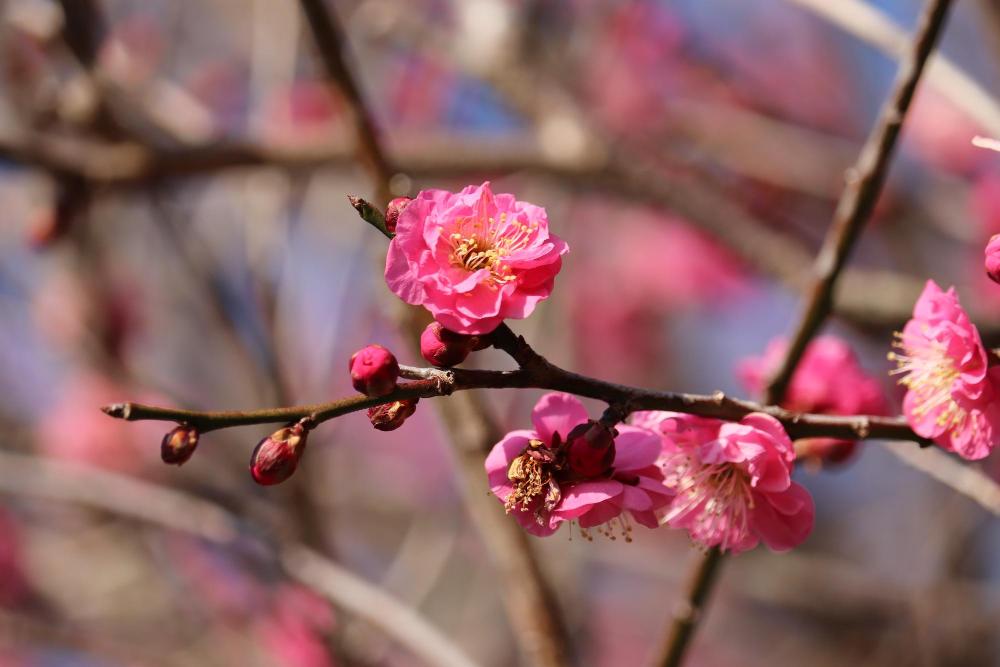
[448,211,537,287]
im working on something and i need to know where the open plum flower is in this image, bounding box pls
[890,280,1000,460]
[633,411,814,554]
[385,182,569,335]
[485,393,671,538]
[738,335,888,464]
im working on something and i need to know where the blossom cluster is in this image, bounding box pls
[147,183,1000,556]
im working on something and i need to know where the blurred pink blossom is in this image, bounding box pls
[485,393,671,538]
[0,510,31,608]
[738,335,888,465]
[35,372,164,474]
[257,584,337,667]
[633,412,814,553]
[890,280,1000,460]
[905,90,985,176]
[571,208,746,381]
[386,182,568,334]
[261,81,342,146]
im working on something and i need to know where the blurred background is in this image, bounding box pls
[0,0,999,665]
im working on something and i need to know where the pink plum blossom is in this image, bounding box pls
[890,280,1000,460]
[385,182,568,335]
[986,234,1000,285]
[633,411,815,553]
[738,335,888,464]
[485,393,671,538]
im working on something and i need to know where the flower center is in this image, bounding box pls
[889,331,967,429]
[661,452,754,551]
[447,212,537,287]
[505,439,561,521]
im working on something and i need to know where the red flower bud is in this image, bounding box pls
[349,344,399,396]
[161,424,199,465]
[368,398,419,431]
[565,421,616,478]
[384,197,412,234]
[250,423,309,485]
[986,234,1000,285]
[419,322,477,367]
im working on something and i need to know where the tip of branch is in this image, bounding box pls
[347,194,392,239]
[101,403,131,419]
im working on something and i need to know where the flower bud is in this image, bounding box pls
[368,398,419,431]
[250,423,309,485]
[420,322,477,367]
[161,424,199,465]
[349,344,399,396]
[384,197,412,234]
[986,234,1000,285]
[565,421,616,478]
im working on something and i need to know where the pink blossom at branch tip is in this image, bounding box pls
[986,235,1000,285]
[485,393,671,539]
[349,344,399,397]
[632,411,814,553]
[890,280,1000,460]
[738,335,888,465]
[385,182,568,335]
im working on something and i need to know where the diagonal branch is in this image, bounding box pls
[297,0,394,205]
[764,0,955,405]
[657,1,956,666]
[295,3,571,664]
[102,363,927,444]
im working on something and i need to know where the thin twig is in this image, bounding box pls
[784,0,1000,137]
[102,363,927,444]
[654,548,724,667]
[656,2,955,666]
[297,0,394,205]
[765,0,954,404]
[295,3,572,663]
[0,451,479,667]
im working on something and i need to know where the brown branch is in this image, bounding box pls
[102,363,926,444]
[295,4,572,662]
[657,2,955,666]
[653,547,724,667]
[784,0,1000,138]
[764,0,954,405]
[297,0,394,205]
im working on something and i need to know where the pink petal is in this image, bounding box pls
[577,501,623,529]
[612,426,662,470]
[531,393,589,444]
[750,485,814,552]
[485,430,535,489]
[556,480,623,516]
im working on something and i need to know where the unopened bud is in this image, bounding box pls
[986,234,1000,285]
[565,421,616,478]
[250,422,309,485]
[384,197,412,234]
[161,424,199,465]
[349,344,399,396]
[368,398,419,431]
[420,322,477,367]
